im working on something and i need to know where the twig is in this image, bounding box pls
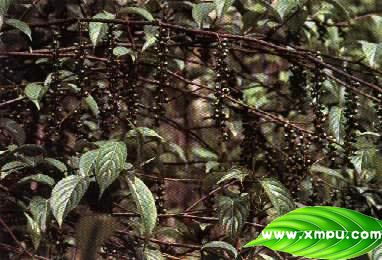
[184,181,236,212]
[0,96,24,108]
[0,217,34,258]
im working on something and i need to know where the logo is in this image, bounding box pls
[244,206,382,259]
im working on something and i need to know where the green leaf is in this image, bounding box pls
[217,194,250,238]
[126,175,157,237]
[0,118,26,145]
[202,241,238,259]
[24,83,47,110]
[119,7,154,21]
[29,196,50,232]
[113,46,136,60]
[351,148,376,174]
[67,83,81,93]
[0,0,13,16]
[13,144,46,156]
[1,161,29,179]
[79,150,98,177]
[44,158,68,175]
[241,0,271,13]
[310,164,346,181]
[5,19,32,41]
[349,139,377,174]
[244,206,382,259]
[272,0,301,19]
[192,147,218,161]
[142,25,158,51]
[372,244,382,260]
[328,106,344,144]
[143,248,164,260]
[260,178,295,216]
[83,120,98,131]
[18,173,55,186]
[322,0,350,20]
[214,0,234,17]
[44,70,75,87]
[20,155,44,168]
[217,167,249,185]
[25,213,41,250]
[166,142,186,162]
[359,41,382,68]
[89,11,116,47]
[84,94,99,117]
[126,127,163,141]
[155,227,183,241]
[192,3,215,27]
[35,58,49,64]
[243,86,269,108]
[50,175,89,227]
[206,161,220,173]
[95,141,127,197]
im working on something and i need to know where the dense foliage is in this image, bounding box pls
[0,0,381,259]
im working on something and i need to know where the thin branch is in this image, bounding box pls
[0,96,24,108]
[0,217,34,259]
